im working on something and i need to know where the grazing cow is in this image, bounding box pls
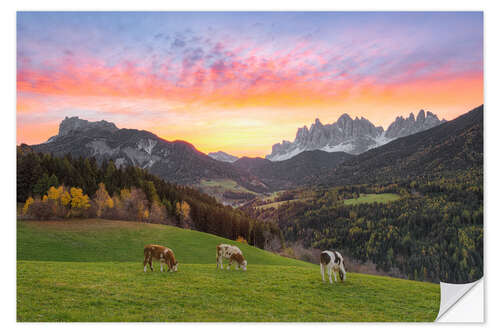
[216,244,247,271]
[320,250,346,284]
[143,244,179,273]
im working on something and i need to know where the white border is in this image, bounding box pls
[437,279,484,322]
[3,0,498,331]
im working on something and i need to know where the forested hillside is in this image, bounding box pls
[243,170,483,284]
[308,105,483,186]
[17,145,281,249]
[233,150,352,189]
[242,106,484,284]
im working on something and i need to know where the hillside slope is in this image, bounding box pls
[17,219,305,266]
[31,117,268,193]
[17,219,440,322]
[309,105,483,186]
[234,150,352,189]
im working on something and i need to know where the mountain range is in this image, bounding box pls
[33,116,269,193]
[29,105,480,200]
[266,110,445,161]
[208,151,239,163]
[306,105,483,187]
[233,151,352,190]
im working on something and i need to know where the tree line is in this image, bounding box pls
[17,144,282,249]
[242,168,483,284]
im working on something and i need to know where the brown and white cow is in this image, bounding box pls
[216,244,247,271]
[320,250,346,283]
[143,244,179,273]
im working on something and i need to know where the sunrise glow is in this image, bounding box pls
[17,12,483,157]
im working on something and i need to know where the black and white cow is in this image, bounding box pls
[320,250,346,283]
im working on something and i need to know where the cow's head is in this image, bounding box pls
[241,259,248,271]
[172,261,179,272]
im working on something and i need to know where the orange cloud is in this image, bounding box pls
[17,49,483,157]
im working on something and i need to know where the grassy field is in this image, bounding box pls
[196,179,259,206]
[17,219,440,322]
[256,198,304,210]
[343,193,401,206]
[198,179,258,194]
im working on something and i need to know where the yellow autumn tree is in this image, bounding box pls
[47,186,63,201]
[94,183,112,217]
[70,187,91,216]
[120,188,131,201]
[60,190,71,207]
[149,201,167,223]
[236,236,248,244]
[176,201,191,224]
[22,197,34,216]
[106,197,114,209]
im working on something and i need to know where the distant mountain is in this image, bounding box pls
[266,110,445,161]
[385,110,445,139]
[29,105,476,200]
[307,105,483,186]
[234,150,353,189]
[208,151,239,163]
[32,117,269,193]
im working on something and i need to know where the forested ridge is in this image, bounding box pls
[307,105,483,187]
[16,105,483,283]
[17,145,281,249]
[242,168,483,283]
[241,106,483,284]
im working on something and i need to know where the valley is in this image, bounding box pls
[19,105,484,284]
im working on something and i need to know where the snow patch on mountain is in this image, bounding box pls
[137,139,157,155]
[266,110,445,161]
[267,147,306,162]
[208,151,239,163]
[322,141,356,153]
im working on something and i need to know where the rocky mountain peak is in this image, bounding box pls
[58,116,119,137]
[338,113,353,123]
[385,109,445,139]
[266,109,447,161]
[208,151,239,163]
[416,109,426,123]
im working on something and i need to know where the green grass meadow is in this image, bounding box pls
[343,193,401,206]
[17,219,440,322]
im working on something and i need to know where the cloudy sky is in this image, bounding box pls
[17,12,483,157]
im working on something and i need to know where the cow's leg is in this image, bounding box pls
[148,256,153,271]
[227,259,232,270]
[328,266,333,284]
[167,258,173,272]
[320,263,325,282]
[333,269,338,283]
[160,261,164,272]
[143,256,148,272]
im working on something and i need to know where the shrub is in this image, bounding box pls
[22,197,34,216]
[236,236,248,244]
[27,199,53,220]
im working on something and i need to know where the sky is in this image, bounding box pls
[17,12,483,157]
